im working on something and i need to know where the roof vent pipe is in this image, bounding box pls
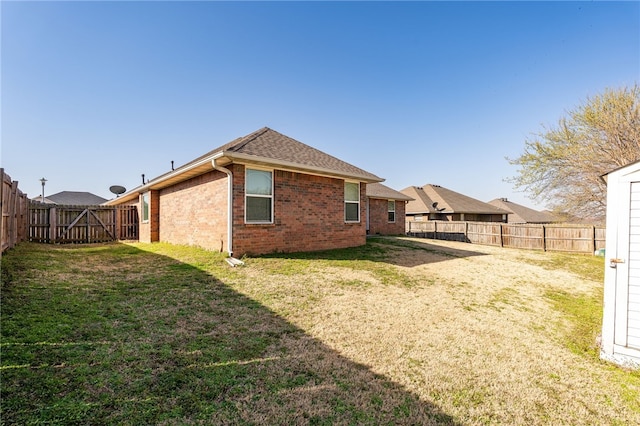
[141,174,145,185]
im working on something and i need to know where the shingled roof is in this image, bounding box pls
[200,127,382,181]
[401,184,508,215]
[487,198,556,223]
[366,183,413,201]
[33,191,107,205]
[106,127,382,205]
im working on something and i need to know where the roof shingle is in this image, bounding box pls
[487,198,556,223]
[402,184,508,215]
[34,191,108,205]
[189,127,382,182]
[366,183,414,201]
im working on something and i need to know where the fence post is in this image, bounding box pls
[115,208,121,241]
[49,207,57,244]
[8,180,18,250]
[542,225,546,252]
[17,193,26,243]
[499,224,504,247]
[0,168,4,253]
[591,225,596,254]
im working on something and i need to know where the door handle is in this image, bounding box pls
[610,258,625,268]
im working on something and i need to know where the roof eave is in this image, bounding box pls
[105,149,383,206]
[219,151,384,183]
[368,196,414,201]
[104,153,219,205]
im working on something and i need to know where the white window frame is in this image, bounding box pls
[141,192,150,223]
[344,181,360,223]
[388,200,396,223]
[245,167,274,224]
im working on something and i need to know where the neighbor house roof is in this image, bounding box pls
[366,183,414,201]
[487,198,555,223]
[31,195,55,204]
[106,127,383,205]
[401,184,508,215]
[32,191,107,205]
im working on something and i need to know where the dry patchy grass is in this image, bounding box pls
[2,238,639,425]
[235,237,640,425]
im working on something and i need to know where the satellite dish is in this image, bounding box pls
[110,185,126,196]
[432,202,438,208]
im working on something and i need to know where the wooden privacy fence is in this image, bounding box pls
[406,221,606,254]
[1,169,29,254]
[29,203,139,244]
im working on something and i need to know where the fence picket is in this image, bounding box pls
[406,220,605,254]
[1,169,29,254]
[28,203,138,244]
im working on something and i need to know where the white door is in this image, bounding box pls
[614,179,640,349]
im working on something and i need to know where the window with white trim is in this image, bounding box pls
[245,168,273,223]
[344,182,360,222]
[388,200,396,222]
[141,192,150,223]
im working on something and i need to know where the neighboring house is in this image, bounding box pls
[487,198,556,224]
[601,160,640,368]
[105,127,383,256]
[401,184,508,223]
[366,183,413,235]
[32,191,108,205]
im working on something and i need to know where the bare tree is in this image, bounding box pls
[508,85,640,221]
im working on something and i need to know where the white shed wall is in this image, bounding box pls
[601,161,640,368]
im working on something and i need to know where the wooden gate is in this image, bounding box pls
[29,203,138,244]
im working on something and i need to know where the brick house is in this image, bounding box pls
[401,184,508,223]
[366,183,413,235]
[105,127,384,256]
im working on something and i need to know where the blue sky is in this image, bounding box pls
[2,1,638,209]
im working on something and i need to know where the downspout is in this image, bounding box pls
[212,159,233,257]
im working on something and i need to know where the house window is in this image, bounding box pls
[141,192,150,223]
[388,200,396,222]
[345,182,360,222]
[245,168,273,223]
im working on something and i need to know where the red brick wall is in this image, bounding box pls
[150,190,160,242]
[158,170,229,252]
[368,198,407,235]
[231,165,366,256]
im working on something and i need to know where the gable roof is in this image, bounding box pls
[106,127,383,205]
[487,198,556,223]
[366,183,414,201]
[204,127,381,181]
[401,184,508,215]
[32,191,107,205]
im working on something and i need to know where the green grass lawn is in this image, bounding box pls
[1,239,638,425]
[0,241,450,425]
